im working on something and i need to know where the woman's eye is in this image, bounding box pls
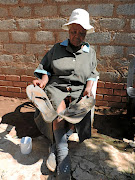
[71,31,76,34]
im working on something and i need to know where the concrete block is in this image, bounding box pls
[127,47,135,55]
[0,0,18,4]
[10,6,31,17]
[100,46,123,57]
[0,20,16,30]
[0,7,8,17]
[57,32,69,42]
[21,0,43,3]
[114,33,135,45]
[11,31,30,42]
[43,18,67,30]
[34,6,57,17]
[26,44,46,54]
[35,31,55,42]
[100,18,125,30]
[99,71,121,82]
[4,44,24,54]
[88,4,114,17]
[0,45,3,52]
[15,54,36,63]
[117,4,135,15]
[0,32,9,42]
[60,5,85,16]
[54,0,69,1]
[0,55,13,62]
[17,19,41,29]
[131,19,135,30]
[86,32,111,44]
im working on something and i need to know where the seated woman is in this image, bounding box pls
[28,8,99,180]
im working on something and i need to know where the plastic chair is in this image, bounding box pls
[127,56,135,139]
[127,57,135,98]
[91,76,99,125]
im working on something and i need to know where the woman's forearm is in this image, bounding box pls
[42,74,49,85]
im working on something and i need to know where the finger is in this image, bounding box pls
[39,83,45,89]
[32,81,37,86]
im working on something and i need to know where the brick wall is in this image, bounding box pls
[0,74,127,108]
[0,0,134,108]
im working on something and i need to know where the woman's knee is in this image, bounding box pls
[53,100,66,130]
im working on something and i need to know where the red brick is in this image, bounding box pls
[6,75,20,81]
[97,81,105,88]
[122,97,128,103]
[14,92,27,98]
[104,95,121,102]
[0,80,13,86]
[96,94,103,100]
[105,82,112,88]
[112,83,125,89]
[114,89,127,96]
[124,84,127,89]
[21,75,35,82]
[97,88,113,95]
[0,86,7,91]
[108,102,126,108]
[0,74,6,80]
[0,91,14,97]
[7,87,21,93]
[21,87,26,93]
[13,81,27,88]
[96,100,108,107]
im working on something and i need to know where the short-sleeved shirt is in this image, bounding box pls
[34,39,99,110]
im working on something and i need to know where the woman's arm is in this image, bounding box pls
[83,80,94,97]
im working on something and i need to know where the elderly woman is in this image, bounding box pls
[27,8,99,180]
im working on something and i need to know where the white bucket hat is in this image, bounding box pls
[62,8,94,34]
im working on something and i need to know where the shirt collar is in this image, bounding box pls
[60,39,90,53]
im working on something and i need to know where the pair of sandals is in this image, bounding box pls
[26,84,95,124]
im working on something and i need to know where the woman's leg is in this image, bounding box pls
[53,100,71,179]
[53,100,66,130]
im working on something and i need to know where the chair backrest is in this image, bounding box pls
[91,76,99,99]
[127,57,135,97]
[91,76,99,125]
[127,57,135,88]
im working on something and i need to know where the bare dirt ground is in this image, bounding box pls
[0,96,135,180]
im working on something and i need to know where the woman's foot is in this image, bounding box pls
[46,144,56,172]
[57,155,71,180]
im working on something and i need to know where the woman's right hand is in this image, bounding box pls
[32,79,47,89]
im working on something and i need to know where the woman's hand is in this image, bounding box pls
[33,79,47,89]
[83,80,94,97]
[33,74,49,89]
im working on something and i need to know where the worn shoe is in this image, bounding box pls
[46,144,57,172]
[26,84,58,123]
[57,155,71,180]
[68,133,79,142]
[59,96,95,124]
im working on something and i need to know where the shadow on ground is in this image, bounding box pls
[0,101,135,179]
[93,112,135,141]
[1,102,41,138]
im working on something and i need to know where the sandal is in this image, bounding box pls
[59,96,95,124]
[26,84,58,123]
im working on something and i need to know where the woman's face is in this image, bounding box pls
[69,23,86,47]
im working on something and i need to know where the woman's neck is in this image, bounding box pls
[69,41,81,53]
